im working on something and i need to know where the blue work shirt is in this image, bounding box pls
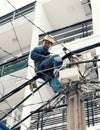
[30,46,50,70]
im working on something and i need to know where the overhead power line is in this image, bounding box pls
[0,1,99,129]
[10,91,62,130]
[0,46,17,59]
[0,42,99,123]
[66,58,100,68]
[0,74,41,103]
[0,42,100,103]
[11,21,24,55]
[0,109,28,129]
[0,79,49,121]
[62,42,100,60]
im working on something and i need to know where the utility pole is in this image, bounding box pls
[67,86,86,130]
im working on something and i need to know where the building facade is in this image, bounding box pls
[0,0,100,130]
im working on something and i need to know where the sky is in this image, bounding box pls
[0,0,34,17]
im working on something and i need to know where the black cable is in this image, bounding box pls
[7,77,99,129]
[30,94,65,130]
[2,1,100,127]
[10,92,61,130]
[26,103,67,130]
[9,79,100,129]
[0,65,58,104]
[0,74,41,103]
[0,79,50,121]
[62,42,100,60]
[1,2,99,130]
[66,59,100,68]
[1,42,100,103]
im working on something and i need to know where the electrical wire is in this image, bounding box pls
[1,52,99,104]
[1,56,100,104]
[17,93,67,130]
[0,46,17,59]
[23,101,47,107]
[29,57,100,75]
[66,58,100,68]
[0,82,28,127]
[10,91,61,130]
[0,109,29,129]
[0,74,41,103]
[3,0,23,55]
[0,110,11,128]
[83,57,100,78]
[10,21,24,55]
[10,74,29,81]
[83,64,95,78]
[62,42,100,60]
[10,74,46,85]
[6,0,46,34]
[31,87,67,130]
[0,62,99,128]
[0,79,49,121]
[26,106,48,130]
[1,1,100,128]
[0,2,99,130]
[0,1,76,106]
[29,95,64,130]
[0,64,60,103]
[0,82,13,109]
[3,0,100,66]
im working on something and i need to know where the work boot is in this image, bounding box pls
[29,81,37,91]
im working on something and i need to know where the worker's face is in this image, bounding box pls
[43,40,52,49]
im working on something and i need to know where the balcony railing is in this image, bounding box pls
[0,53,29,77]
[0,1,36,26]
[39,19,93,45]
[30,97,100,130]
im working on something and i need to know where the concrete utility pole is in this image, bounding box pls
[67,87,86,130]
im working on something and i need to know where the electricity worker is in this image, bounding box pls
[30,35,63,93]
